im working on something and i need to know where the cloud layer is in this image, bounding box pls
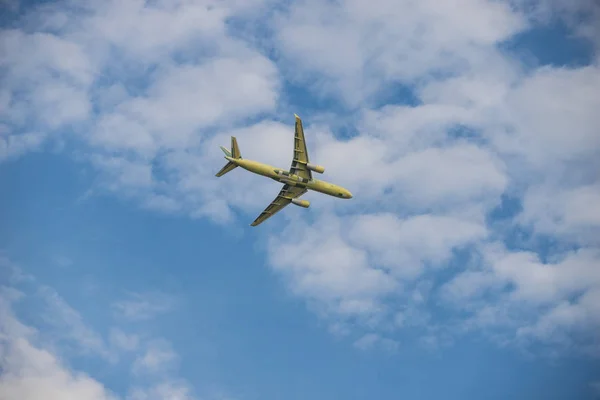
[1,0,599,377]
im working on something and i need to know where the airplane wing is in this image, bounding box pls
[289,114,312,180]
[250,184,307,226]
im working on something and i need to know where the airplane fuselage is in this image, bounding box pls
[225,157,353,199]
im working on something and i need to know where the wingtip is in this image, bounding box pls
[294,113,300,120]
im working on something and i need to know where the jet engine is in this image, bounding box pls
[291,198,310,208]
[306,163,325,174]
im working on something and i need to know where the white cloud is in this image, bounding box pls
[92,56,279,154]
[0,260,203,400]
[0,29,95,88]
[91,156,155,192]
[439,244,600,355]
[127,381,195,400]
[260,0,600,355]
[0,338,118,400]
[501,65,600,169]
[440,270,501,304]
[81,0,230,62]
[37,286,111,360]
[268,216,397,320]
[489,247,600,306]
[519,183,600,245]
[0,286,118,400]
[0,0,285,230]
[389,145,508,211]
[0,130,46,162]
[109,329,139,352]
[132,340,178,376]
[53,256,74,268]
[347,213,487,278]
[0,27,95,156]
[272,0,526,104]
[353,333,399,353]
[112,291,175,321]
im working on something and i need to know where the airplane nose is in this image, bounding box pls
[347,191,353,199]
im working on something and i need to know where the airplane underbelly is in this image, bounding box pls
[271,171,309,188]
[281,178,306,187]
[275,176,308,188]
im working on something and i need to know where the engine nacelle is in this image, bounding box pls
[306,163,325,174]
[291,198,310,208]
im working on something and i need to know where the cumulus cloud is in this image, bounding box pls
[263,0,600,355]
[272,0,526,104]
[347,213,487,278]
[1,0,281,222]
[439,244,600,355]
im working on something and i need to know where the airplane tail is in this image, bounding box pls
[215,136,242,177]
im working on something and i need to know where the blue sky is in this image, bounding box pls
[1,1,600,399]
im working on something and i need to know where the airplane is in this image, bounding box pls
[215,114,353,226]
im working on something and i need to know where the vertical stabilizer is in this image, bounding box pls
[231,136,241,159]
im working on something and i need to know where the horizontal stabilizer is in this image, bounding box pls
[220,146,232,157]
[215,161,238,177]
